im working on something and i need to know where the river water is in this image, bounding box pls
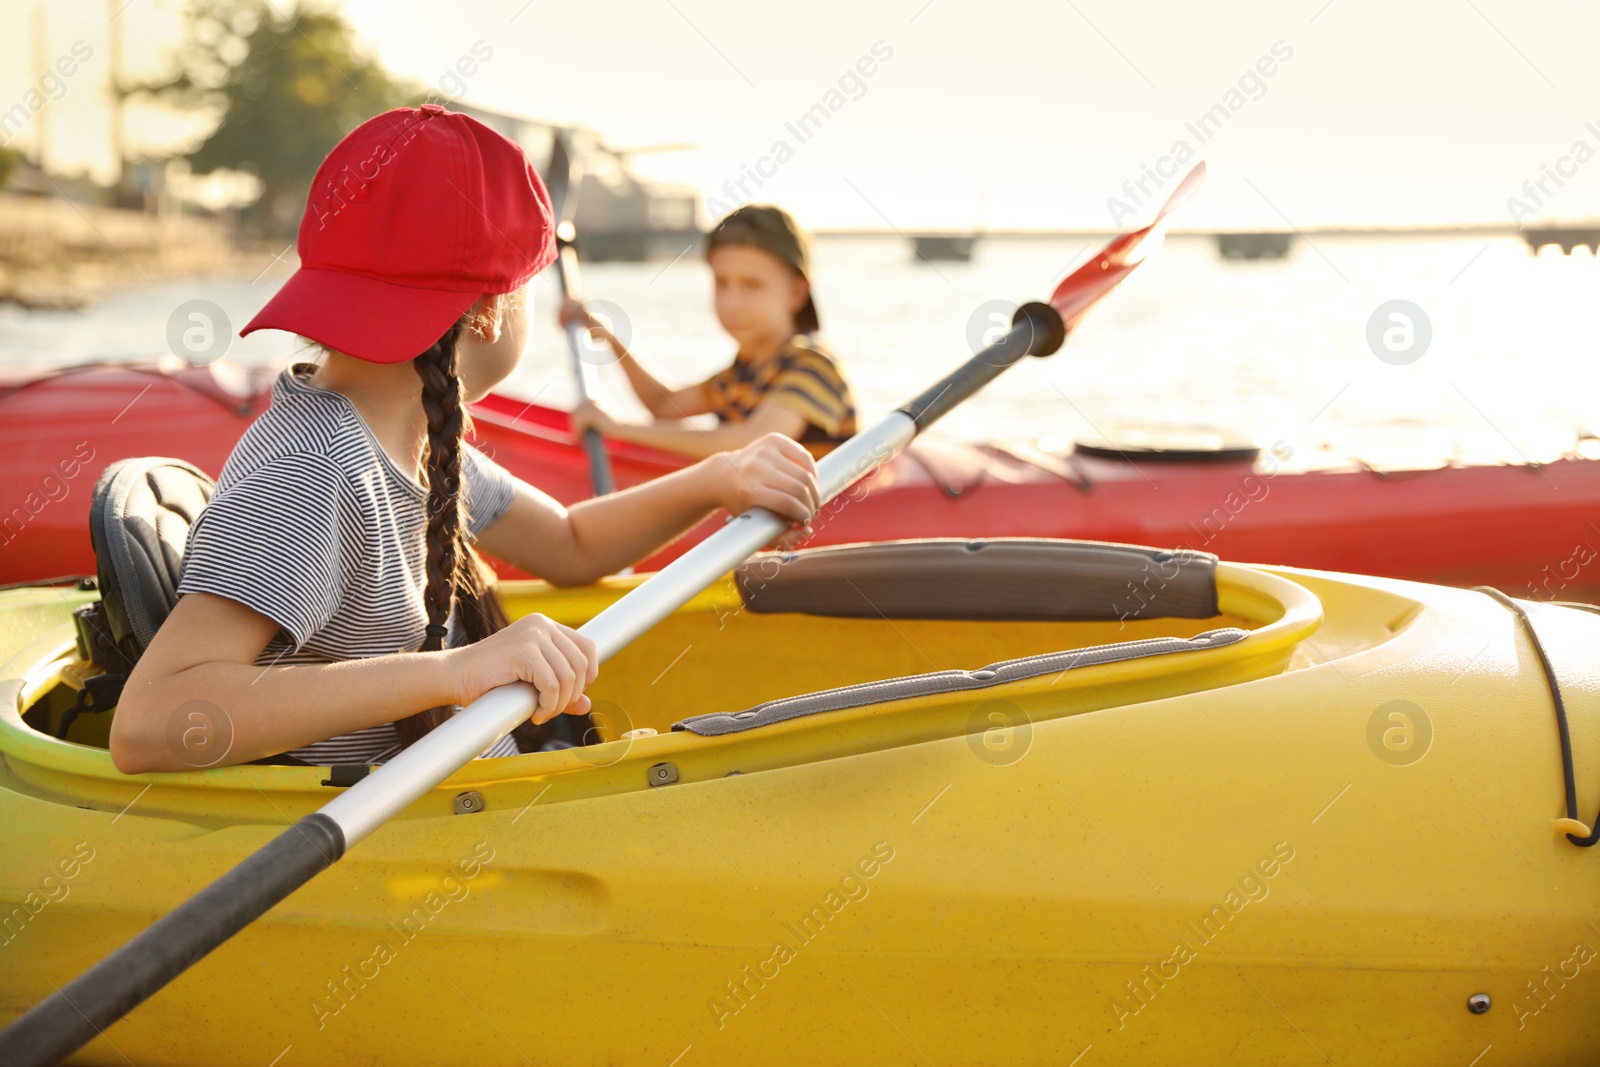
[3,233,1596,470]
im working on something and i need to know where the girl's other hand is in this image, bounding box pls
[446,614,599,725]
[570,399,618,439]
[708,433,821,531]
[561,297,619,354]
[558,296,598,332]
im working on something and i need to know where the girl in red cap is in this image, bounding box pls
[108,106,820,773]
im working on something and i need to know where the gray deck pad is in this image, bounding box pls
[673,628,1248,737]
[734,538,1221,622]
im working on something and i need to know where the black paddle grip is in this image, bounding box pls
[0,812,346,1067]
[899,301,1066,431]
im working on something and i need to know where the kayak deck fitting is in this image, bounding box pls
[2,538,1599,1066]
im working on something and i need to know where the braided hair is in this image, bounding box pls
[392,312,513,749]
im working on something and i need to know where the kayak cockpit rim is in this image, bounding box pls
[0,559,1324,820]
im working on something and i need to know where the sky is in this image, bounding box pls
[4,0,1600,231]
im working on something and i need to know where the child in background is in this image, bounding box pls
[564,204,856,459]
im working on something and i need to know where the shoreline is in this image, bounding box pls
[0,195,291,311]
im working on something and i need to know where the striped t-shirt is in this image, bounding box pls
[700,333,856,457]
[175,360,521,765]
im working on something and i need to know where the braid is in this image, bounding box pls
[415,321,469,646]
[393,316,512,749]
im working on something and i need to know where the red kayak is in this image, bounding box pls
[3,356,1596,601]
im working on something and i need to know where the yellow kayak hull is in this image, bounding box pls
[1,558,1598,1065]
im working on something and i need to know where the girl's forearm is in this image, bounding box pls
[599,420,761,459]
[561,461,725,581]
[111,651,460,773]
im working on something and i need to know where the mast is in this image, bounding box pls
[30,1,50,172]
[108,0,126,186]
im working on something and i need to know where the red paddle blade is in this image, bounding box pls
[1049,160,1206,332]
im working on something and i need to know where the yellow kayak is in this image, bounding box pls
[1,539,1597,1066]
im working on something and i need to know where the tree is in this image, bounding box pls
[146,0,418,236]
[0,146,20,192]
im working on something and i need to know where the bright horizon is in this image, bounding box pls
[4,0,1600,233]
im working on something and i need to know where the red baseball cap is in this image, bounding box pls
[242,104,556,363]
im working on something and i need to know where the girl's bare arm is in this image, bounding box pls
[474,432,819,585]
[560,297,711,418]
[109,593,596,774]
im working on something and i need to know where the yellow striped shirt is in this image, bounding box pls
[700,335,857,457]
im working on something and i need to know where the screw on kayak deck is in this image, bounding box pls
[452,790,485,815]
[1467,993,1491,1014]
[648,763,679,787]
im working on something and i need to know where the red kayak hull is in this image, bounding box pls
[2,358,1594,602]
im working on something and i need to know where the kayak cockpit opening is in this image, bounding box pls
[511,538,1328,750]
[9,539,1332,790]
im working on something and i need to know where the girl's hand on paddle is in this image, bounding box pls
[446,614,599,725]
[570,399,618,439]
[708,433,820,537]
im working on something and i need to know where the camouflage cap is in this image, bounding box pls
[706,204,819,332]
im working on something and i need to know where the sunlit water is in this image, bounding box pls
[4,234,1597,469]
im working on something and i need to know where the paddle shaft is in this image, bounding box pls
[553,240,616,496]
[0,300,1065,1067]
[545,129,616,498]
